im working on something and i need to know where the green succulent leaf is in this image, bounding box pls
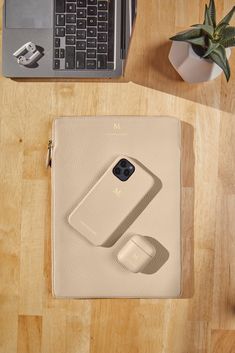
[204,4,214,26]
[215,22,229,35]
[186,36,206,46]
[170,29,202,42]
[203,39,220,57]
[208,45,231,81]
[191,24,214,38]
[221,26,235,39]
[208,0,216,27]
[170,29,206,48]
[221,37,235,48]
[217,6,235,28]
[203,5,208,25]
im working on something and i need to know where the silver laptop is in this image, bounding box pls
[2,0,137,78]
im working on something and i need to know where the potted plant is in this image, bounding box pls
[168,0,235,83]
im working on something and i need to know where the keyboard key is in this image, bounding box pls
[77,0,86,6]
[97,54,107,69]
[56,0,65,13]
[77,30,86,39]
[55,38,61,47]
[55,49,60,58]
[77,19,86,29]
[56,14,65,26]
[98,22,107,31]
[66,25,76,34]
[76,52,85,69]
[97,43,107,53]
[54,0,112,71]
[86,60,96,69]
[87,28,97,37]
[60,48,65,58]
[87,6,97,15]
[98,12,108,21]
[98,32,107,42]
[66,35,76,45]
[87,17,97,26]
[65,46,75,69]
[55,27,65,37]
[87,48,96,58]
[76,40,86,50]
[77,9,86,17]
[87,38,96,48]
[98,1,108,10]
[66,14,76,23]
[54,59,60,69]
[66,3,76,12]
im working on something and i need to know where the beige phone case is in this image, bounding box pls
[68,156,162,247]
[51,116,183,298]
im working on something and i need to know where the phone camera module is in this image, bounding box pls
[113,158,135,182]
[114,167,121,175]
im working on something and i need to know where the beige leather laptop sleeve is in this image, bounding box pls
[51,116,182,298]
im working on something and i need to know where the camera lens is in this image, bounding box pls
[113,159,135,181]
[114,167,121,175]
[120,160,127,168]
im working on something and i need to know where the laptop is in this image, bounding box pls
[2,0,137,78]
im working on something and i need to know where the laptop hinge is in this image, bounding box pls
[121,0,127,59]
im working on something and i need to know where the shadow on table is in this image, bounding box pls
[139,41,181,82]
[125,38,235,114]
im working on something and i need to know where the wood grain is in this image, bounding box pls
[17,316,42,353]
[1,1,235,352]
[211,330,235,353]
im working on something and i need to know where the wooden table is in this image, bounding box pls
[1,1,235,353]
[124,0,235,115]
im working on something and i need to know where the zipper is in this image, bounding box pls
[46,139,53,168]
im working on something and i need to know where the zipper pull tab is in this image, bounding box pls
[46,139,53,168]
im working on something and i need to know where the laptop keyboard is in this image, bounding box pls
[54,0,115,70]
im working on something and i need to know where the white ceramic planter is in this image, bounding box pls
[168,41,231,83]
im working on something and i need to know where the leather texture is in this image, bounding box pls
[52,116,182,298]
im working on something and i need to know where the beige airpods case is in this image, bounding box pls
[117,235,156,273]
